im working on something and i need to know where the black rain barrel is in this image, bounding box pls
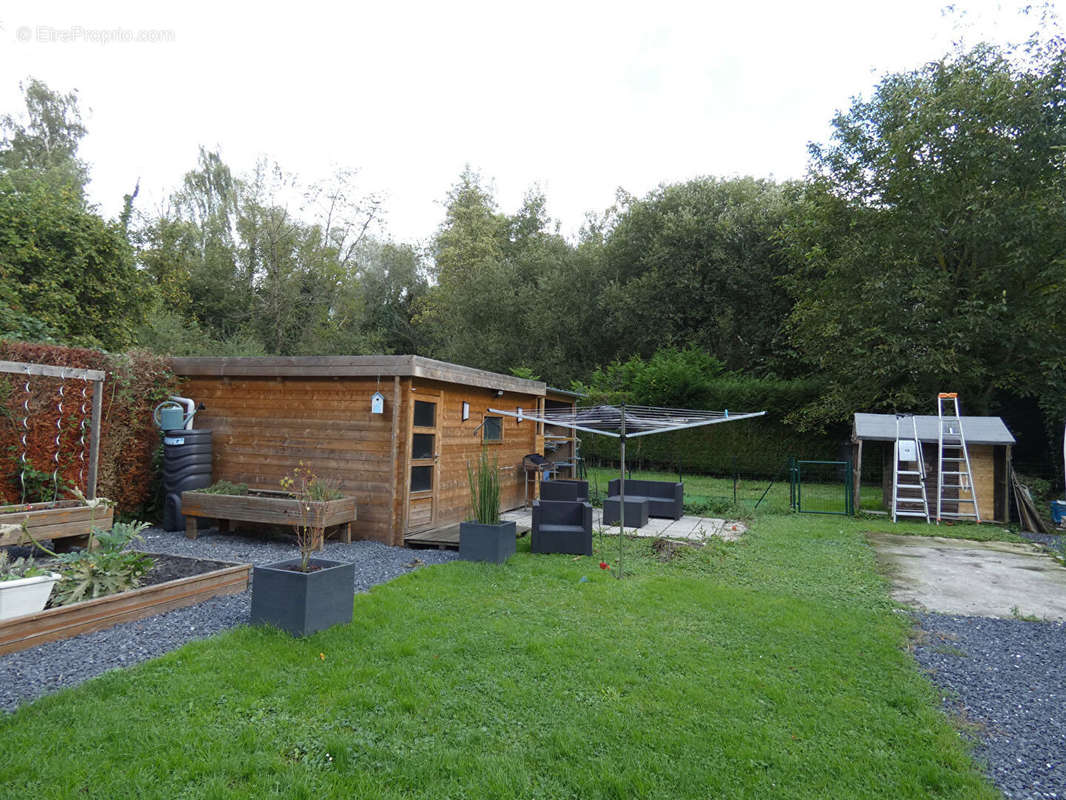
[162,428,212,531]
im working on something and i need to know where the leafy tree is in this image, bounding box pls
[0,79,149,349]
[783,39,1066,429]
[432,167,507,287]
[358,241,429,354]
[0,176,148,349]
[173,148,250,339]
[0,78,88,193]
[135,151,388,356]
[422,169,523,370]
[597,178,797,372]
[422,170,597,384]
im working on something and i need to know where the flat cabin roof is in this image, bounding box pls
[171,355,547,396]
[853,412,1016,445]
[546,386,585,400]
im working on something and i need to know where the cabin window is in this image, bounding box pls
[410,465,433,493]
[483,415,503,442]
[411,433,435,460]
[413,400,436,428]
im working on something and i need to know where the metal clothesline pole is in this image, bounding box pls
[618,403,626,580]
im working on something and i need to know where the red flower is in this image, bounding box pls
[599,561,608,570]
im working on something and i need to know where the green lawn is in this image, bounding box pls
[0,515,998,799]
[585,464,883,515]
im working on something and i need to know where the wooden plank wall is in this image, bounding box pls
[390,376,405,546]
[968,445,997,522]
[180,376,396,544]
[412,380,539,530]
[917,442,997,522]
[878,441,1001,521]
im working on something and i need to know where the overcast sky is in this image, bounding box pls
[0,0,1048,244]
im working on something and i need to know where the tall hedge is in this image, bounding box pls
[582,415,844,478]
[577,348,846,476]
[0,341,175,515]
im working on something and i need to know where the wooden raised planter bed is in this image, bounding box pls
[0,553,251,655]
[181,489,357,548]
[0,500,114,547]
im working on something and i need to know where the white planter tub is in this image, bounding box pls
[0,573,62,621]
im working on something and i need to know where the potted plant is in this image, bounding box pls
[250,464,355,637]
[459,448,516,563]
[0,528,61,621]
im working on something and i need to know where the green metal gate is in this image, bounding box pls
[789,457,854,515]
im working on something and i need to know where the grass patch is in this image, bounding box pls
[587,465,1024,545]
[585,465,882,516]
[855,513,1026,543]
[0,516,998,799]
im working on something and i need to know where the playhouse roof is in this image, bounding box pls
[170,355,546,396]
[853,412,1016,445]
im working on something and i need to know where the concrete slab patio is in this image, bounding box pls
[501,508,746,542]
[868,532,1066,620]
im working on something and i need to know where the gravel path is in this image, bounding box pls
[0,526,457,713]
[913,612,1066,799]
[1020,530,1065,552]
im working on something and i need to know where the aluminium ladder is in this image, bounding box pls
[892,414,930,523]
[936,393,980,523]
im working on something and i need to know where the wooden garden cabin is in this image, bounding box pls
[170,356,578,546]
[850,412,1015,522]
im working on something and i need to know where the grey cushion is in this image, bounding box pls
[540,480,589,502]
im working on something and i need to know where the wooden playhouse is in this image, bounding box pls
[850,412,1016,521]
[170,356,578,546]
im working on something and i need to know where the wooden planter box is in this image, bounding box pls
[0,554,251,655]
[0,500,114,547]
[181,489,357,548]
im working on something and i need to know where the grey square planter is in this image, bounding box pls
[459,520,517,563]
[251,558,354,637]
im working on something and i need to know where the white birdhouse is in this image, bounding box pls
[371,391,385,414]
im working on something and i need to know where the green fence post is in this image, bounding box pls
[846,458,854,515]
[788,457,796,510]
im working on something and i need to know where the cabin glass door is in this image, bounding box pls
[407,394,440,531]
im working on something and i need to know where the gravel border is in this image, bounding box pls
[913,612,1066,800]
[1020,530,1065,552]
[0,526,457,713]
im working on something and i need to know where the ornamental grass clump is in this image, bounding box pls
[467,448,501,525]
